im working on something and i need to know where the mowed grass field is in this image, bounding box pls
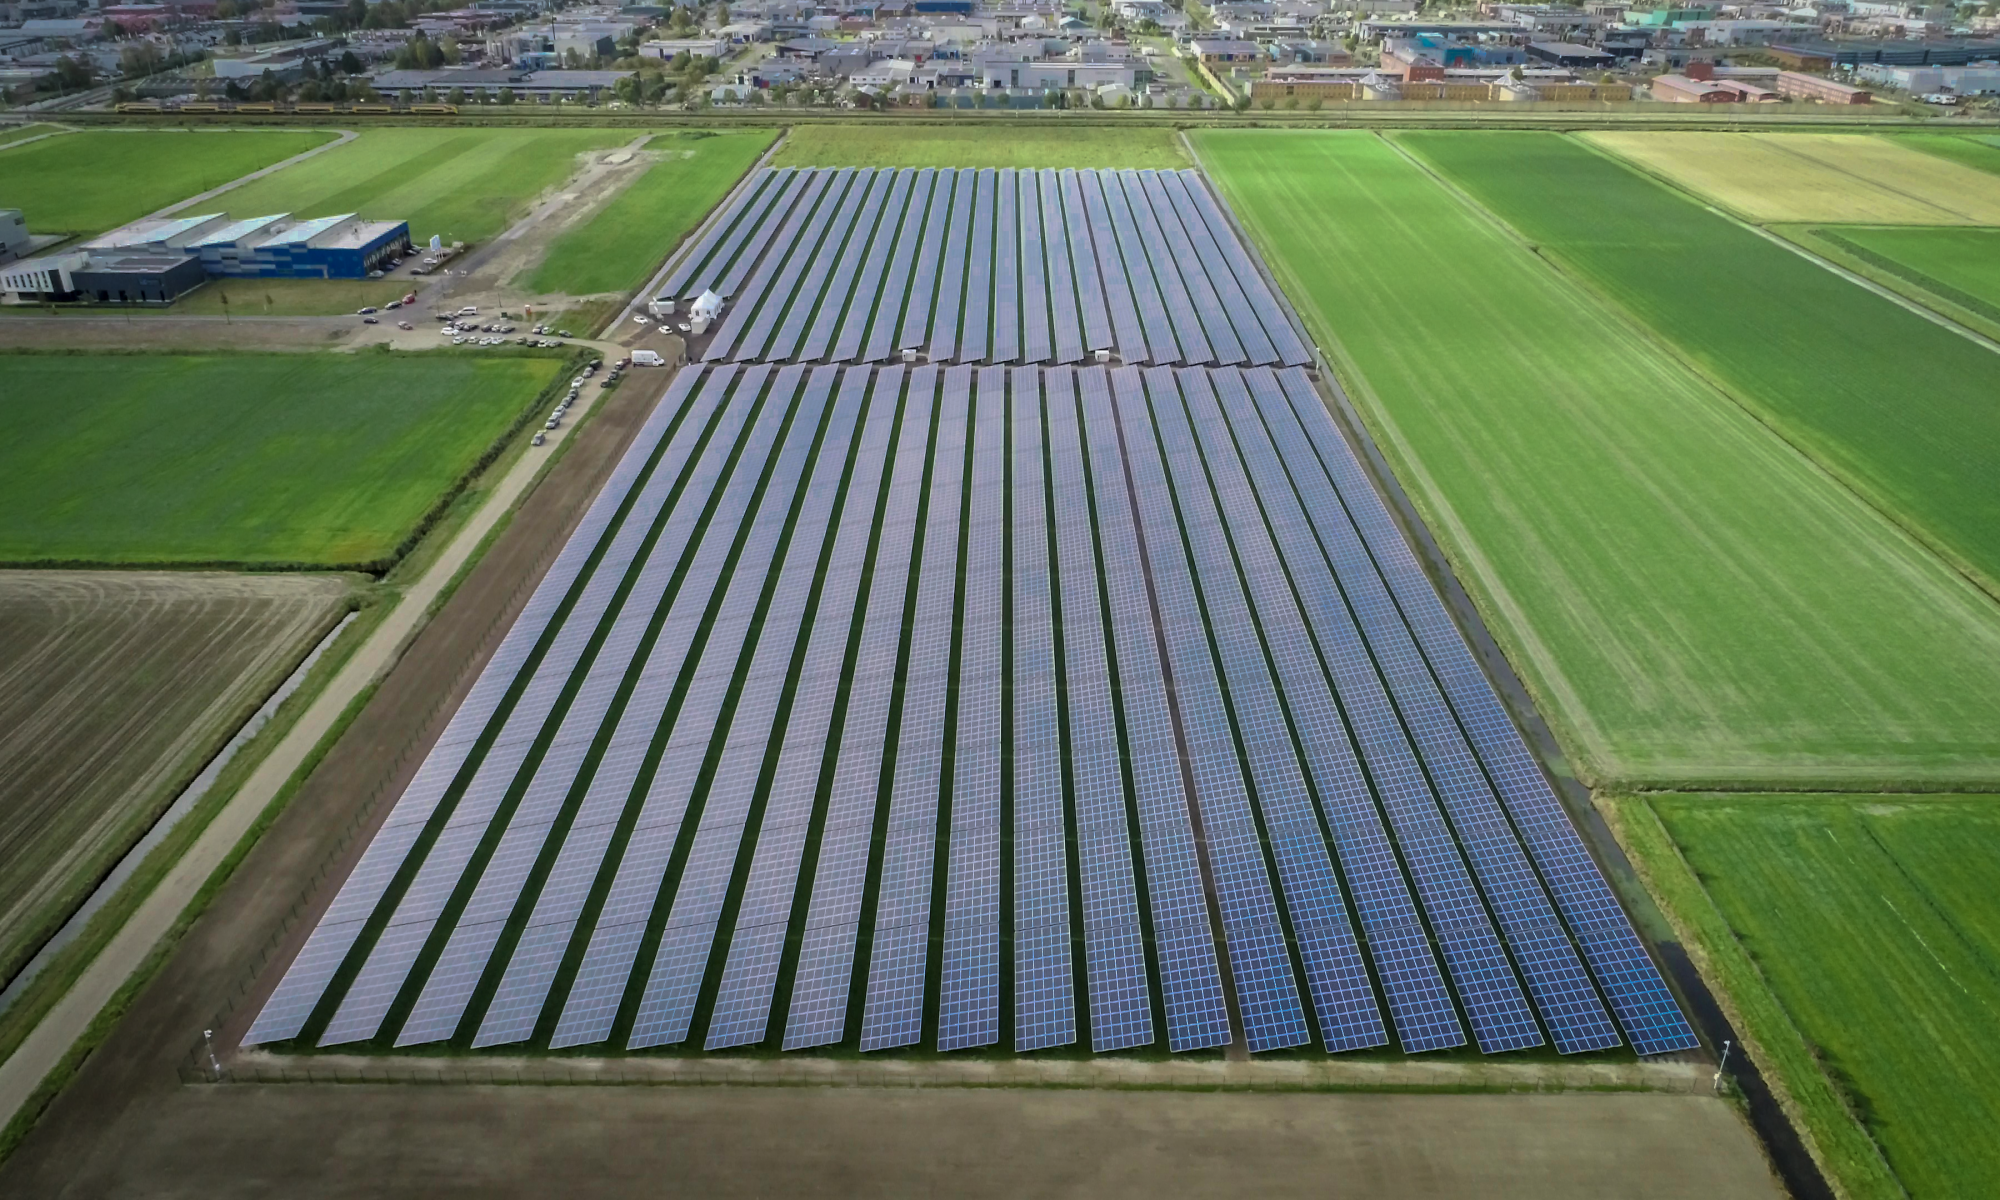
[524,129,774,297]
[1190,129,2000,789]
[0,129,334,237]
[215,127,633,246]
[0,352,561,567]
[1621,793,2000,1200]
[1898,131,2000,177]
[0,124,59,149]
[167,277,413,317]
[1402,131,2000,594]
[1810,225,2000,322]
[1584,131,2000,225]
[771,124,1187,168]
[0,571,347,989]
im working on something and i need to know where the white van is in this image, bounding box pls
[630,349,665,366]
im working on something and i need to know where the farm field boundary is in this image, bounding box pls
[1187,128,2000,792]
[770,123,1191,168]
[1797,225,2000,332]
[1611,791,2000,1200]
[0,350,666,1172]
[0,351,566,571]
[0,573,351,993]
[0,129,336,238]
[1581,130,2000,225]
[1397,131,2000,602]
[210,127,635,247]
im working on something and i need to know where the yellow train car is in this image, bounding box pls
[349,102,393,114]
[293,102,337,114]
[408,103,460,115]
[234,102,276,113]
[178,102,225,113]
[115,101,163,114]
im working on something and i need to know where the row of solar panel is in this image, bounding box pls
[666,167,1311,369]
[249,365,1695,1059]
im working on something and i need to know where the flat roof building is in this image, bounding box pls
[1777,69,1872,103]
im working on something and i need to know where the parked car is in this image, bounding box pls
[363,316,379,324]
[357,307,378,315]
[398,321,413,330]
[532,431,546,446]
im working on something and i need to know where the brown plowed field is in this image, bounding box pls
[0,571,348,988]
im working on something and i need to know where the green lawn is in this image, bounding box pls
[214,127,633,246]
[0,352,561,568]
[1190,129,2000,789]
[523,129,774,297]
[1629,793,2000,1200]
[1398,131,2000,595]
[1811,225,2000,326]
[772,124,1187,169]
[0,130,333,237]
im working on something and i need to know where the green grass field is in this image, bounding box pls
[0,130,333,237]
[1899,131,2000,176]
[1627,793,2000,1200]
[214,127,633,246]
[1190,129,2000,790]
[1399,131,2000,596]
[1810,225,2000,326]
[0,124,59,149]
[771,124,1187,169]
[0,352,561,568]
[523,129,774,297]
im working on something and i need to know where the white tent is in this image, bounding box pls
[689,289,724,335]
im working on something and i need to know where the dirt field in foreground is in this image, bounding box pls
[38,1085,1780,1199]
[0,571,348,988]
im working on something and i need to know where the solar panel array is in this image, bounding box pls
[247,168,1695,1061]
[251,357,1695,1058]
[671,168,1310,370]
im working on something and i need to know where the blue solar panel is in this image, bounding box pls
[316,367,769,1049]
[1137,173,1243,367]
[1039,172,1084,366]
[800,171,896,362]
[1261,369,1697,1056]
[899,171,954,353]
[1119,175,1214,367]
[730,170,860,363]
[1017,173,1053,365]
[706,368,904,1048]
[714,169,817,300]
[1060,171,1114,358]
[990,172,1022,364]
[1126,367,1394,1053]
[1157,365,1542,1056]
[840,170,919,363]
[958,171,995,365]
[1154,172,1277,368]
[928,169,976,362]
[1223,369,1620,1054]
[247,367,717,1047]
[936,367,1008,1051]
[602,367,853,1049]
[783,366,941,1050]
[661,169,781,302]
[1175,172,1313,367]
[1039,368,1155,1052]
[858,365,972,1051]
[1072,368,1240,1048]
[704,171,839,362]
[1096,178,1179,367]
[679,168,800,301]
[1078,174,1148,366]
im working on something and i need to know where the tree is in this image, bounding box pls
[1259,95,1275,109]
[1232,91,1250,111]
[447,86,466,104]
[1306,95,1322,111]
[498,86,516,104]
[339,49,362,74]
[52,55,93,90]
[120,41,164,78]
